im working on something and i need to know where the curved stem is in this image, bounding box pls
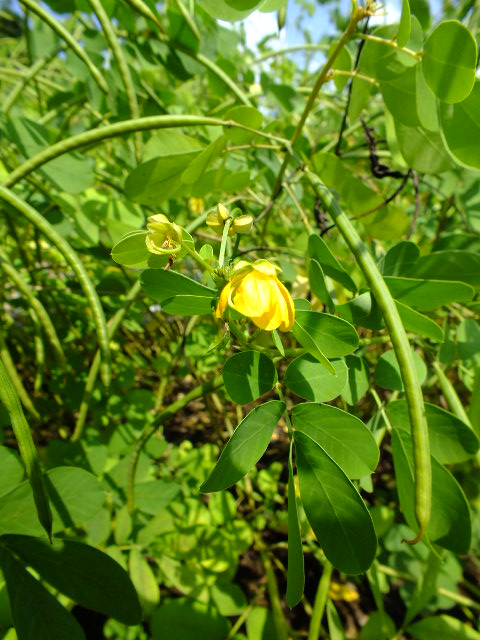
[18,0,109,93]
[2,115,288,188]
[0,332,40,421]
[308,172,431,542]
[0,186,111,387]
[88,0,142,159]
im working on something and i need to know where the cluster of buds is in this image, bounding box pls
[206,203,254,237]
[145,214,183,255]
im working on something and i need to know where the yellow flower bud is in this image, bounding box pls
[206,210,224,233]
[217,203,230,222]
[233,214,254,234]
[216,259,295,332]
[145,213,183,255]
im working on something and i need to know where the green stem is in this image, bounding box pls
[87,0,142,159]
[18,0,109,94]
[0,358,52,539]
[181,242,217,277]
[2,115,288,189]
[218,218,233,269]
[255,533,289,640]
[308,172,431,543]
[308,560,333,640]
[253,43,329,63]
[0,248,65,365]
[71,281,141,442]
[0,332,40,421]
[127,375,224,513]
[432,361,472,428]
[354,32,421,60]
[0,186,111,387]
[2,54,55,114]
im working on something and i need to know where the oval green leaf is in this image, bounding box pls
[141,269,216,316]
[223,106,263,144]
[391,429,471,553]
[200,400,285,492]
[223,351,277,404]
[384,275,474,310]
[294,310,359,358]
[292,403,379,478]
[374,348,426,391]
[284,355,347,402]
[422,20,477,104]
[387,400,479,463]
[294,431,377,574]
[440,82,480,169]
[111,230,149,268]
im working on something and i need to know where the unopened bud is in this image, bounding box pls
[233,214,254,234]
[217,203,230,222]
[206,210,224,233]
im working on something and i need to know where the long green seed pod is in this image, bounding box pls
[18,0,109,94]
[0,248,65,365]
[308,173,431,543]
[3,115,286,189]
[0,186,111,387]
[0,359,52,539]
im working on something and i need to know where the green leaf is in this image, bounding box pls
[395,300,444,342]
[379,240,420,276]
[407,250,480,287]
[134,480,182,515]
[225,0,263,10]
[3,536,141,624]
[391,429,471,553]
[0,447,24,496]
[223,106,263,144]
[330,42,352,91]
[374,348,426,391]
[151,599,230,640]
[129,548,160,615]
[200,401,285,492]
[182,136,227,184]
[211,582,246,616]
[284,355,347,403]
[359,19,422,80]
[384,276,474,310]
[408,615,480,640]
[286,442,304,608]
[294,310,359,358]
[416,63,440,132]
[308,234,356,292]
[361,205,410,241]
[4,117,94,194]
[292,403,379,478]
[291,320,334,374]
[422,20,477,104]
[0,467,103,536]
[222,351,277,404]
[386,400,479,464]
[342,355,370,405]
[397,0,411,47]
[394,118,454,174]
[380,66,420,127]
[141,269,216,316]
[197,0,261,20]
[111,230,150,268]
[336,292,384,331]
[440,82,480,169]
[0,548,86,640]
[294,431,377,574]
[308,259,334,310]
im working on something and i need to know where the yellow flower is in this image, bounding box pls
[145,214,183,255]
[216,260,295,332]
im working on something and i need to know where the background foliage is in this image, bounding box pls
[0,0,480,638]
